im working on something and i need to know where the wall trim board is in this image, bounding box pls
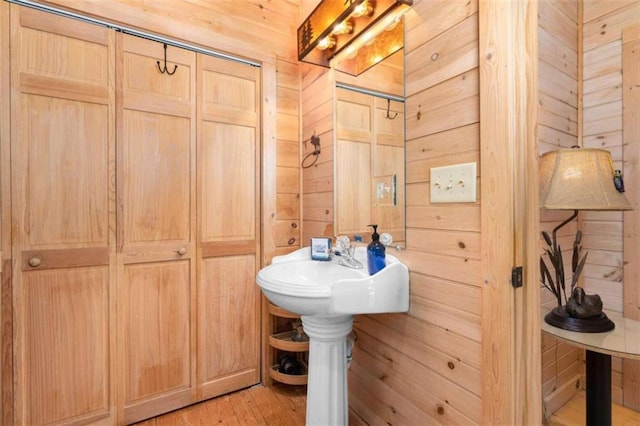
[479,0,541,424]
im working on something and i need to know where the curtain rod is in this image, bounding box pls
[335,82,405,103]
[5,0,262,68]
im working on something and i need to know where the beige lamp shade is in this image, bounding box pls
[539,148,632,211]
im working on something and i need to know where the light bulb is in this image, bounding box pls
[316,36,336,51]
[352,0,373,18]
[332,19,353,35]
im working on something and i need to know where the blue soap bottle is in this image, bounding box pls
[367,224,386,275]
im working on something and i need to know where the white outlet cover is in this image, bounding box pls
[430,162,477,203]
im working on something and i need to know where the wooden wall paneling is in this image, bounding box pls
[539,28,578,80]
[40,0,300,63]
[406,204,480,234]
[583,1,640,51]
[301,66,334,242]
[583,40,625,81]
[335,49,404,97]
[196,54,261,400]
[405,123,480,171]
[479,1,540,424]
[583,0,639,23]
[263,59,278,268]
[583,71,624,106]
[623,22,640,412]
[404,0,478,54]
[406,68,479,140]
[538,62,579,110]
[539,92,579,136]
[350,327,480,424]
[274,58,301,256]
[405,14,479,98]
[539,0,578,49]
[10,6,116,424]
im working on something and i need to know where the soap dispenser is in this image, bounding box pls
[367,224,386,275]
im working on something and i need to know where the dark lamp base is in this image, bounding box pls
[544,306,615,333]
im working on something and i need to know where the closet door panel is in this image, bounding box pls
[196,55,261,399]
[373,97,405,241]
[197,255,259,396]
[22,96,109,247]
[198,55,260,253]
[200,60,258,127]
[200,121,256,242]
[121,110,191,245]
[122,261,191,401]
[117,33,197,424]
[23,267,110,425]
[336,89,373,235]
[10,6,116,425]
[334,88,405,241]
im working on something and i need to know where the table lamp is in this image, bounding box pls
[539,147,632,332]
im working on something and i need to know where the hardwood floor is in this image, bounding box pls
[133,384,368,425]
[546,391,640,425]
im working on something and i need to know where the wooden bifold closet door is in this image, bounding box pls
[9,5,261,425]
[10,7,117,425]
[116,33,197,424]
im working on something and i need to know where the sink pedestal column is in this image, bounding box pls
[301,314,354,426]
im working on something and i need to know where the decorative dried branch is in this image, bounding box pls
[540,228,589,307]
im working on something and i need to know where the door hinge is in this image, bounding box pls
[511,266,523,288]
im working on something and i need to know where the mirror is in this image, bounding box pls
[333,48,405,244]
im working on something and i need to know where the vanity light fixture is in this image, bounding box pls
[297,0,413,69]
[333,15,405,76]
[539,147,632,332]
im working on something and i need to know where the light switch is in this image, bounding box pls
[430,162,477,203]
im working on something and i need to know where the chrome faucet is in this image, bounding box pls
[333,236,363,269]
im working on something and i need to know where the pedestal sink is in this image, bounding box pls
[256,246,409,426]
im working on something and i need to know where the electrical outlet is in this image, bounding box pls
[430,162,477,203]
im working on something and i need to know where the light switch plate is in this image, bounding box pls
[430,162,477,203]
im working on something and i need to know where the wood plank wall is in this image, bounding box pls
[538,0,583,418]
[275,58,302,258]
[541,0,640,416]
[581,0,640,410]
[345,0,483,423]
[39,0,300,64]
[301,65,335,242]
[582,0,639,325]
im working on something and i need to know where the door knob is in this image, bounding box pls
[28,257,41,267]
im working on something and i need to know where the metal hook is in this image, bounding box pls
[385,99,398,119]
[157,43,178,75]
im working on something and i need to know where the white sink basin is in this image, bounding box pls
[257,245,409,425]
[256,246,409,316]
